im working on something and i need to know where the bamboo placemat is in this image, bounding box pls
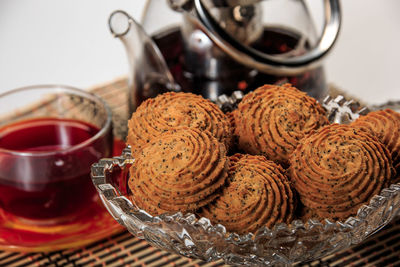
[1,78,399,267]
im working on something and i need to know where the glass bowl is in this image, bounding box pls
[90,94,400,266]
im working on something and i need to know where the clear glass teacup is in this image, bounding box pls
[0,85,113,225]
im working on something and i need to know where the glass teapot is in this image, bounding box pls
[109,0,341,113]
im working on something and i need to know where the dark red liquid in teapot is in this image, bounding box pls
[151,27,326,101]
[0,118,111,221]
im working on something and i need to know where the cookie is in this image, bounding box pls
[127,92,232,156]
[351,109,400,182]
[225,110,238,152]
[128,128,229,215]
[289,124,393,221]
[233,84,328,166]
[199,154,295,234]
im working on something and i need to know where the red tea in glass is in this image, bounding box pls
[0,85,113,224]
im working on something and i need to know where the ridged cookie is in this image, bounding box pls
[199,154,295,234]
[233,84,328,166]
[289,124,393,221]
[127,92,232,155]
[128,128,229,215]
[351,109,400,182]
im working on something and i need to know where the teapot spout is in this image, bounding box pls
[108,10,180,113]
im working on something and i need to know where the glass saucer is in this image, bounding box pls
[0,197,123,252]
[0,139,126,253]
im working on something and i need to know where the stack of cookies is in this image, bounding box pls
[126,84,399,233]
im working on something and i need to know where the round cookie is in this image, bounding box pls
[289,124,393,221]
[233,83,328,166]
[127,92,232,156]
[128,127,229,215]
[351,109,400,182]
[199,154,295,234]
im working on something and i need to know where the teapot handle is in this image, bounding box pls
[192,0,341,75]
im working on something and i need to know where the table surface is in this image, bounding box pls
[1,0,400,105]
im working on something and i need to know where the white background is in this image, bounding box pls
[0,0,399,105]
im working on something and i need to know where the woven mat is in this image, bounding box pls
[1,78,400,267]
